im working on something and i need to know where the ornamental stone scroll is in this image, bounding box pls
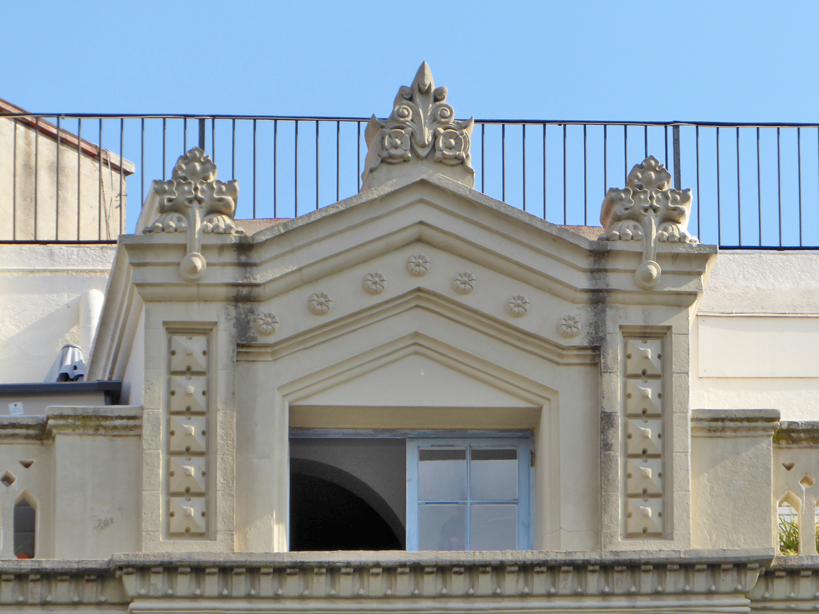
[361,62,475,191]
[140,148,244,282]
[600,156,697,290]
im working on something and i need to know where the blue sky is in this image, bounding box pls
[3,1,819,244]
[4,0,817,122]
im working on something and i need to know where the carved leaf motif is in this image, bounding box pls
[363,63,474,178]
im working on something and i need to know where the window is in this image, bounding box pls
[407,438,530,551]
[289,432,531,552]
[14,499,35,559]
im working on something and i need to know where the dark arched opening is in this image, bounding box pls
[290,460,404,551]
[14,499,35,559]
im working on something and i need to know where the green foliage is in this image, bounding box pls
[777,516,819,556]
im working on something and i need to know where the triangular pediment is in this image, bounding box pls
[294,352,538,409]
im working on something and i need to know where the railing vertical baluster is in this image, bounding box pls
[583,124,588,225]
[522,124,526,212]
[695,125,701,240]
[56,116,61,240]
[33,117,38,240]
[481,123,486,194]
[98,119,103,240]
[563,123,567,224]
[798,127,803,246]
[231,119,236,178]
[119,118,124,235]
[624,124,628,184]
[295,120,299,217]
[77,119,82,241]
[357,121,361,192]
[644,125,648,159]
[777,127,782,247]
[502,123,506,202]
[183,117,187,152]
[211,118,216,160]
[664,125,668,168]
[253,119,257,219]
[736,127,742,246]
[542,123,546,220]
[756,127,762,246]
[141,118,145,216]
[162,118,167,180]
[716,127,721,246]
[198,118,205,151]
[336,120,340,202]
[273,120,278,217]
[603,124,607,199]
[673,125,681,191]
[12,119,17,241]
[316,120,320,210]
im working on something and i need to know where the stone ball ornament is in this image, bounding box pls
[407,254,431,277]
[255,313,279,336]
[452,272,476,295]
[506,295,529,318]
[558,315,582,339]
[308,292,333,316]
[363,272,388,295]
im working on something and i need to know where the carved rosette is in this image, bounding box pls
[143,148,244,282]
[600,156,697,290]
[361,62,474,190]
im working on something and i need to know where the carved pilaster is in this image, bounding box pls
[165,332,211,537]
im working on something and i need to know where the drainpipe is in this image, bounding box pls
[79,289,104,360]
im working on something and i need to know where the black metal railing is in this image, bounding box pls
[2,113,819,249]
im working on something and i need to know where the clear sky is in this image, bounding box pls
[4,0,817,122]
[3,0,818,245]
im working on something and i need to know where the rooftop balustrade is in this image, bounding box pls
[2,111,819,248]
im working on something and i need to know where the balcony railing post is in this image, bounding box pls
[673,125,681,191]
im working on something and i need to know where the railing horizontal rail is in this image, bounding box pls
[1,112,818,250]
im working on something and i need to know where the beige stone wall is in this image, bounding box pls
[0,244,115,385]
[0,117,129,241]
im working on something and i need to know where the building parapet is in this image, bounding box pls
[0,406,141,441]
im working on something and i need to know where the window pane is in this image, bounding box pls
[419,504,466,550]
[470,504,517,550]
[470,448,518,500]
[419,448,466,501]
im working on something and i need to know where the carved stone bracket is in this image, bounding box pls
[361,62,474,190]
[600,156,697,289]
[143,148,244,282]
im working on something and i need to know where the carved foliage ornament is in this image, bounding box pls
[600,156,697,290]
[362,62,474,189]
[143,148,244,282]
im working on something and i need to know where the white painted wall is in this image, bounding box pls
[0,245,116,384]
[693,251,819,420]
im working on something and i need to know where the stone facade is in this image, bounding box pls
[1,64,819,614]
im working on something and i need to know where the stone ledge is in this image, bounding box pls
[773,421,819,447]
[0,407,142,440]
[692,409,781,438]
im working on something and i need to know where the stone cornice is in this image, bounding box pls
[750,560,819,612]
[0,407,142,441]
[692,409,781,438]
[773,421,819,448]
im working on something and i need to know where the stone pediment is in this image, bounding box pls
[117,172,715,304]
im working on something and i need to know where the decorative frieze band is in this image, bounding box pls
[623,336,665,538]
[166,333,211,537]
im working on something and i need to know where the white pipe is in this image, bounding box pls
[79,289,104,359]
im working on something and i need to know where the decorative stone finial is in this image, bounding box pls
[142,148,243,282]
[600,156,697,290]
[361,62,474,191]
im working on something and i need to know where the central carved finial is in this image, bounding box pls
[361,62,474,191]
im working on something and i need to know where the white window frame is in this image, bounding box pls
[406,435,532,551]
